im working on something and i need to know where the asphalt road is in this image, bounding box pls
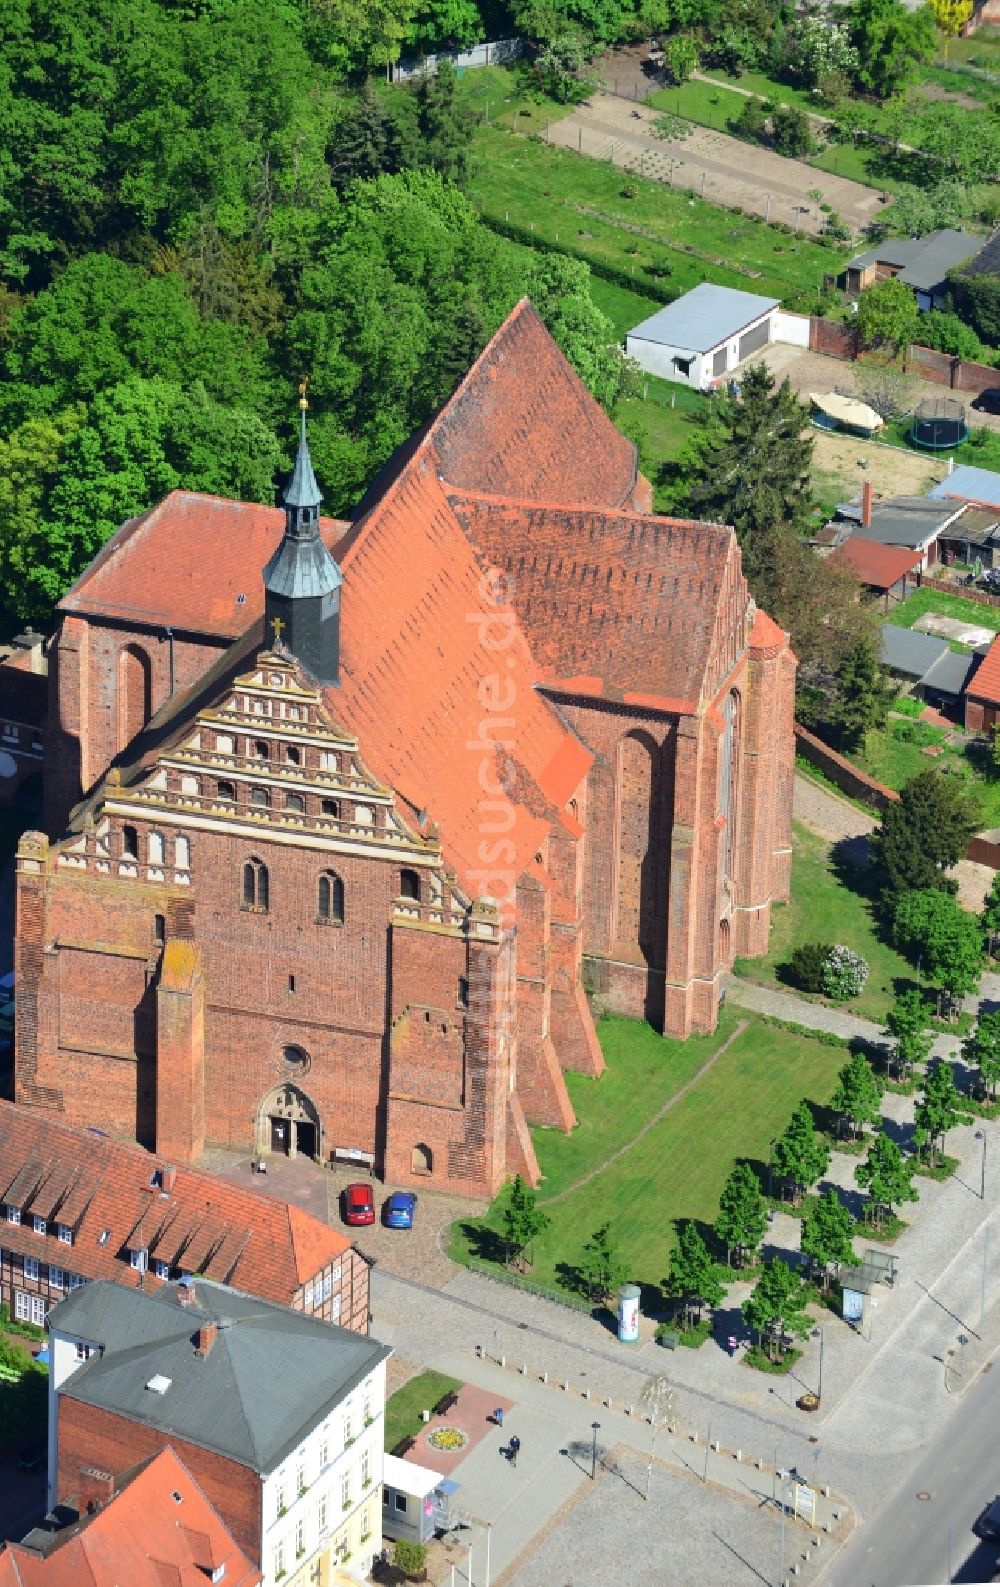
[825,1364,1000,1587]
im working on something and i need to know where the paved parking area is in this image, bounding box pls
[199,1145,484,1289]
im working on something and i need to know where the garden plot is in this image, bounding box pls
[547,94,883,236]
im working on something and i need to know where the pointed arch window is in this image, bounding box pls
[243,857,269,912]
[317,871,344,926]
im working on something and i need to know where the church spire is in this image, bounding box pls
[262,384,343,686]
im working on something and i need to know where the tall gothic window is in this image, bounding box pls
[117,644,152,754]
[317,872,344,925]
[243,857,269,911]
[400,868,421,901]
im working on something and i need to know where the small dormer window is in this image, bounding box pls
[153,1259,170,1280]
[57,1223,72,1245]
[130,1247,148,1272]
[98,1229,110,1246]
[33,1215,46,1235]
[6,1206,20,1225]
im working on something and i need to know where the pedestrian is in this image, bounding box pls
[509,1434,520,1468]
[494,1406,504,1428]
[728,1335,738,1358]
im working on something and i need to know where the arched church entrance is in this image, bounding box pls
[257,1081,322,1160]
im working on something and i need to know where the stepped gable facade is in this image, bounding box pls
[16,300,795,1200]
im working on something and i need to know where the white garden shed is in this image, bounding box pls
[626,284,782,390]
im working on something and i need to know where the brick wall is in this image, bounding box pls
[906,344,999,395]
[921,575,1000,610]
[57,1396,262,1563]
[793,724,899,809]
[810,319,859,360]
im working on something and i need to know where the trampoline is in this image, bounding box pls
[909,396,968,450]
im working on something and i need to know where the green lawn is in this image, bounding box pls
[587,276,662,339]
[466,126,852,307]
[883,421,1000,476]
[733,822,917,1024]
[647,71,817,128]
[384,1370,462,1451]
[884,587,1000,636]
[450,1013,847,1299]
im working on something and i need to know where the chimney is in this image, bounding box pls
[12,628,47,676]
[178,1279,195,1307]
[195,1321,218,1357]
[861,480,873,530]
[160,1164,176,1193]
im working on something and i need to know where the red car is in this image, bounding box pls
[342,1182,375,1226]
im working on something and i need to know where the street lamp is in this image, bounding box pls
[975,1129,987,1200]
[768,1138,777,1203]
[591,1421,601,1481]
[811,1326,824,1405]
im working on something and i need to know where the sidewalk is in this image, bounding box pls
[372,1336,849,1587]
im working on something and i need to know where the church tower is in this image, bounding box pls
[263,391,343,686]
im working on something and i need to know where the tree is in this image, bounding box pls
[532,31,605,103]
[834,640,895,752]
[962,1009,1000,1101]
[830,1051,884,1140]
[579,1223,629,1303]
[771,105,812,159]
[405,0,484,50]
[664,34,700,82]
[789,942,834,994]
[523,254,639,412]
[856,278,920,353]
[4,378,280,621]
[714,1162,769,1268]
[501,1174,550,1271]
[772,1101,831,1204]
[414,59,476,182]
[781,9,860,87]
[742,1257,811,1361]
[980,871,1000,958]
[892,888,983,1015]
[800,1189,857,1290]
[929,0,975,51]
[854,1129,919,1227]
[914,1060,970,1164]
[683,363,814,583]
[848,0,936,99]
[821,946,869,1002]
[872,770,981,901]
[732,95,768,144]
[884,988,934,1081]
[665,1220,724,1328]
[916,309,985,363]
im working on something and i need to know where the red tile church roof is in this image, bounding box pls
[449,492,738,706]
[335,461,592,899]
[0,1448,260,1587]
[59,493,348,637]
[430,299,641,509]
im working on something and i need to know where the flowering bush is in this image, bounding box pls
[822,946,869,1002]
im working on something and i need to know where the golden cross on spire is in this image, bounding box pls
[298,375,309,412]
[271,615,285,642]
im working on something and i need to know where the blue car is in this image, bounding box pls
[384,1192,417,1229]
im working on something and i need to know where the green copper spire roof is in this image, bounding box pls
[284,400,322,512]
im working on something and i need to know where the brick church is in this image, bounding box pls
[15,301,795,1199]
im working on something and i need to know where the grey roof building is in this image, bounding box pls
[845,230,980,307]
[625,284,780,389]
[880,625,950,679]
[859,496,965,552]
[50,1277,390,1473]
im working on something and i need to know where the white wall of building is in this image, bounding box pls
[261,1358,387,1587]
[47,1326,104,1511]
[627,308,776,390]
[773,309,810,346]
